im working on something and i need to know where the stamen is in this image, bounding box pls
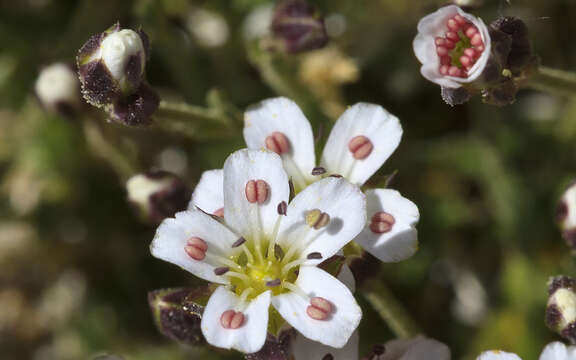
[281,257,308,276]
[329,174,342,178]
[220,310,245,329]
[214,266,230,276]
[184,237,208,261]
[307,252,322,260]
[213,208,224,217]
[274,244,285,260]
[239,288,254,304]
[277,201,287,216]
[231,237,246,248]
[311,167,326,176]
[225,271,251,282]
[306,297,333,320]
[245,179,269,204]
[266,279,282,287]
[370,211,396,234]
[306,209,330,229]
[204,253,242,270]
[282,282,309,299]
[348,135,373,160]
[265,131,290,155]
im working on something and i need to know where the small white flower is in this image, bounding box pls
[292,334,450,360]
[152,149,364,353]
[34,63,80,113]
[557,182,576,250]
[191,97,419,263]
[477,342,576,360]
[187,9,229,48]
[413,5,491,88]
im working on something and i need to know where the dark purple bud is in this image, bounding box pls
[126,170,191,224]
[148,287,211,346]
[109,82,159,126]
[271,0,329,54]
[545,275,576,344]
[78,60,120,107]
[490,17,534,72]
[481,79,518,106]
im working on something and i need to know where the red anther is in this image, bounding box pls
[213,208,224,217]
[464,48,477,59]
[454,15,467,25]
[245,179,269,204]
[448,66,461,77]
[465,26,478,38]
[220,310,245,329]
[447,18,460,31]
[470,33,483,47]
[439,65,449,75]
[460,55,472,67]
[444,39,455,49]
[265,131,290,155]
[369,211,396,234]
[475,44,484,52]
[306,297,333,320]
[348,135,373,160]
[446,31,459,41]
[184,237,208,261]
[440,56,451,65]
[436,46,449,57]
[435,37,445,46]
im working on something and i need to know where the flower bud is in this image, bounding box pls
[490,17,535,73]
[77,23,158,126]
[34,63,81,117]
[556,182,576,250]
[545,276,576,343]
[148,287,210,345]
[271,0,329,54]
[126,170,191,224]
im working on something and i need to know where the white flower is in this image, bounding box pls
[292,334,450,360]
[34,63,80,113]
[191,97,419,263]
[477,342,576,360]
[413,5,491,89]
[98,29,145,83]
[151,149,365,353]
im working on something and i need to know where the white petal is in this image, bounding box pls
[276,177,366,265]
[320,103,402,186]
[382,336,450,360]
[539,342,576,360]
[354,189,419,263]
[150,209,241,284]
[292,330,359,360]
[201,286,271,353]
[243,97,316,191]
[477,350,522,360]
[458,7,491,83]
[271,266,361,348]
[223,149,290,241]
[189,169,224,215]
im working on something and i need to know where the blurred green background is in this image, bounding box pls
[1,0,575,359]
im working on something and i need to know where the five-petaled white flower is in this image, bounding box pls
[413,5,491,88]
[192,97,419,263]
[151,148,364,353]
[477,342,576,360]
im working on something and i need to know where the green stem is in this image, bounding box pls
[363,280,419,338]
[524,66,576,97]
[157,101,224,123]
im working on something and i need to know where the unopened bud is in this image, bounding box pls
[557,182,576,251]
[148,287,209,346]
[34,63,81,117]
[271,0,329,54]
[126,170,191,224]
[441,86,471,106]
[77,23,158,126]
[545,276,576,343]
[490,17,534,73]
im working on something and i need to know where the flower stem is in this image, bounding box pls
[363,280,419,338]
[157,101,224,123]
[524,66,576,97]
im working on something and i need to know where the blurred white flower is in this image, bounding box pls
[413,5,491,88]
[477,342,576,360]
[34,63,80,115]
[187,9,229,48]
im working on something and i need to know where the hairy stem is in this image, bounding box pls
[524,66,576,97]
[363,280,420,338]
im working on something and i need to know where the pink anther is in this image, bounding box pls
[265,131,290,155]
[245,179,269,204]
[306,297,333,320]
[184,237,208,261]
[369,211,396,234]
[213,208,224,217]
[220,310,245,329]
[348,136,373,160]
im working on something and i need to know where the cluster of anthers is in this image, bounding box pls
[435,14,485,78]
